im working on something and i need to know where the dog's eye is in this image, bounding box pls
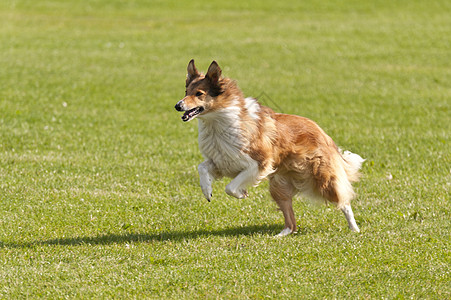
[196,91,203,97]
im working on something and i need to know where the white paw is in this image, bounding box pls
[200,178,213,201]
[275,227,293,237]
[225,184,248,199]
[350,225,360,233]
[198,163,213,201]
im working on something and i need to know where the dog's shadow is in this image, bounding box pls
[2,224,285,248]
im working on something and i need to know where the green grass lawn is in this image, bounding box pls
[0,0,450,298]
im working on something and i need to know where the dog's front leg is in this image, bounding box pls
[225,160,260,199]
[198,160,216,202]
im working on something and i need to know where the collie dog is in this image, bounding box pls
[175,60,364,236]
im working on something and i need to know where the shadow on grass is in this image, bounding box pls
[1,224,283,248]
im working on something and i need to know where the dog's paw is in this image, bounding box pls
[200,183,213,202]
[225,185,248,199]
[275,227,293,237]
[199,174,213,202]
[198,162,214,201]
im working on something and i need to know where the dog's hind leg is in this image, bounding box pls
[341,204,360,232]
[198,160,217,202]
[269,175,297,237]
[225,160,260,199]
[315,165,361,232]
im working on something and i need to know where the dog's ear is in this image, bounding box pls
[186,59,200,87]
[206,61,222,84]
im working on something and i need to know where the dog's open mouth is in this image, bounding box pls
[181,106,204,122]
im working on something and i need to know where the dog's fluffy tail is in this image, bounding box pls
[341,150,365,183]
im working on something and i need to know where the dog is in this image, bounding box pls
[175,60,364,236]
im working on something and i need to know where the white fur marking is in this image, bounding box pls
[276,227,293,237]
[341,204,360,232]
[198,161,213,201]
[244,97,260,120]
[197,99,256,178]
[225,159,260,198]
[342,150,365,170]
[196,97,264,200]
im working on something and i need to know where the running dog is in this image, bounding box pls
[175,60,364,236]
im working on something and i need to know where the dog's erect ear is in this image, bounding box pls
[206,61,222,84]
[186,59,200,87]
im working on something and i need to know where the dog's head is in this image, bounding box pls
[175,60,225,122]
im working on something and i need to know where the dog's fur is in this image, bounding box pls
[175,60,364,236]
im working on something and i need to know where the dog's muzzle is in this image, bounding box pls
[174,100,184,112]
[175,100,204,122]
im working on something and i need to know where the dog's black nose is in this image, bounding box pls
[175,102,183,111]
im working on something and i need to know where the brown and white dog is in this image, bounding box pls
[175,60,364,236]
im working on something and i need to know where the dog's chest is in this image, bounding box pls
[198,119,250,176]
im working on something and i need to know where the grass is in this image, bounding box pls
[0,0,450,298]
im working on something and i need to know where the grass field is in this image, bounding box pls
[0,0,450,298]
